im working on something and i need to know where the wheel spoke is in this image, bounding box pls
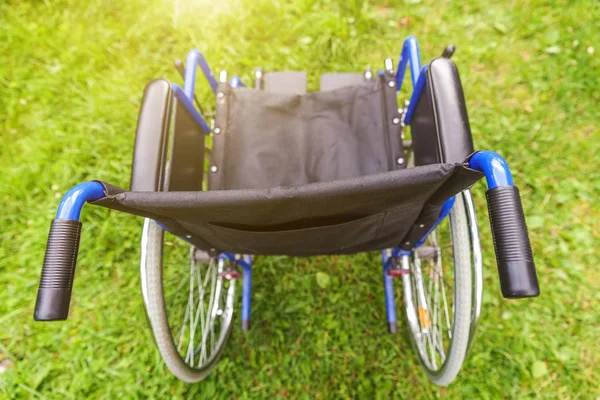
[186,256,195,366]
[405,224,457,371]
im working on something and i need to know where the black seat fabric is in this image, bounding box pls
[209,78,404,191]
[93,163,482,256]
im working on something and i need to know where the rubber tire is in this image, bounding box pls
[406,191,472,386]
[141,219,234,382]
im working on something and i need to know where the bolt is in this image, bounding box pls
[388,80,395,88]
[213,127,221,135]
[393,117,400,125]
[397,157,405,165]
[210,166,218,173]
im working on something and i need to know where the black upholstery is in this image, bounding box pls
[167,100,205,191]
[411,57,474,165]
[108,63,482,257]
[130,79,172,191]
[209,74,404,191]
[93,163,482,256]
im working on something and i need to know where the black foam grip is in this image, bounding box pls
[34,219,82,321]
[486,186,540,298]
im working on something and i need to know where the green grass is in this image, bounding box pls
[1,0,599,398]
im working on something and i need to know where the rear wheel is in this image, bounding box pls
[140,219,236,382]
[401,190,480,386]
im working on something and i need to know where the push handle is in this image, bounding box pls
[486,186,539,298]
[34,219,82,321]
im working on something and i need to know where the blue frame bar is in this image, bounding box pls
[56,182,105,220]
[184,49,218,97]
[395,36,422,92]
[414,196,456,249]
[381,248,411,330]
[239,259,252,328]
[393,37,427,125]
[171,83,211,133]
[216,252,253,328]
[383,262,397,327]
[469,151,514,189]
[403,66,428,125]
[229,76,246,88]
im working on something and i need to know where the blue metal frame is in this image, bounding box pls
[217,252,253,327]
[394,36,428,127]
[381,248,411,330]
[184,49,218,96]
[403,66,427,125]
[56,182,105,220]
[171,83,210,133]
[395,36,422,92]
[229,76,246,88]
[469,151,514,189]
[414,196,456,249]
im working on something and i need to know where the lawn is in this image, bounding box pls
[1,0,599,398]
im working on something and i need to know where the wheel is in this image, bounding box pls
[400,190,482,386]
[140,218,236,382]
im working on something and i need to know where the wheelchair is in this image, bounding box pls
[34,36,540,386]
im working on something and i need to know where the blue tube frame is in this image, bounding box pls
[218,252,253,327]
[394,36,427,126]
[395,36,422,92]
[414,196,456,249]
[56,182,105,221]
[403,66,427,125]
[229,76,246,88]
[469,151,514,189]
[184,49,218,97]
[381,249,411,328]
[171,83,211,133]
[383,263,397,327]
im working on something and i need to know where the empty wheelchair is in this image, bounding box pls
[34,36,540,386]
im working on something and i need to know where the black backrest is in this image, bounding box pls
[130,79,205,192]
[130,79,172,191]
[410,57,474,166]
[167,100,205,191]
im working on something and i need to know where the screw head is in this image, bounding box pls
[405,241,411,246]
[388,80,395,88]
[419,224,425,228]
[393,117,400,125]
[217,92,224,98]
[213,127,221,135]
[397,157,405,165]
[210,165,218,173]
[186,235,192,238]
